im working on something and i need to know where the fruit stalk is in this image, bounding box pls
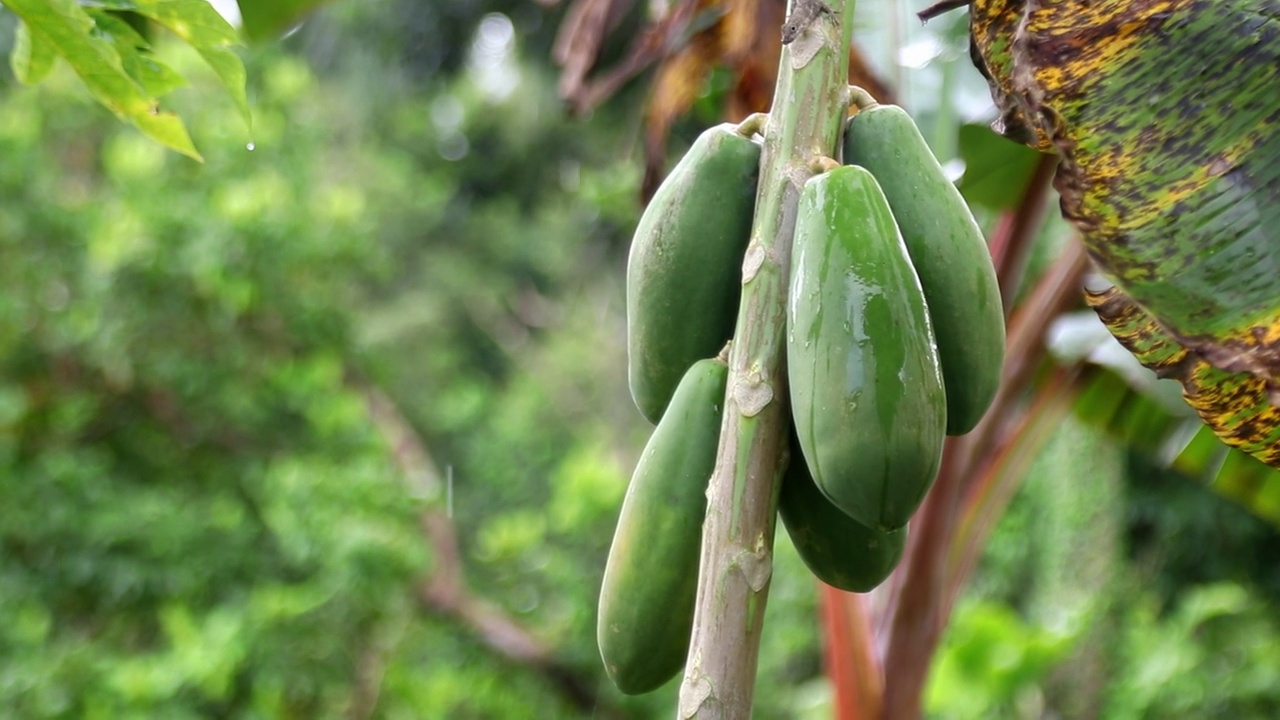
[676,0,856,717]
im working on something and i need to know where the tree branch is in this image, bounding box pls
[351,372,623,718]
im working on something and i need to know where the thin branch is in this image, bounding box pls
[346,624,399,720]
[917,0,970,23]
[991,154,1059,317]
[351,372,623,718]
[822,587,882,720]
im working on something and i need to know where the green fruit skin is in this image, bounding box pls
[779,433,906,592]
[787,165,947,532]
[627,124,761,424]
[844,104,1005,436]
[597,358,727,695]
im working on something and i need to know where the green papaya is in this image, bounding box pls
[844,100,1005,436]
[597,358,727,694]
[778,432,906,592]
[787,165,947,532]
[627,123,761,423]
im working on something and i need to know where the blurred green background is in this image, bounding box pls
[0,1,1277,717]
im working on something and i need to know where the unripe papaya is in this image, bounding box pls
[844,101,1005,436]
[597,358,727,694]
[627,123,761,423]
[787,165,946,532]
[779,432,906,592]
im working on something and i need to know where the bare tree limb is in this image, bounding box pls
[351,372,624,718]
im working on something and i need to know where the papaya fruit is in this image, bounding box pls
[627,123,761,423]
[787,165,947,532]
[597,358,727,694]
[779,431,906,592]
[844,100,1005,436]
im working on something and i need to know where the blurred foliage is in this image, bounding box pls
[0,2,829,717]
[0,0,248,159]
[926,600,1076,719]
[237,0,334,43]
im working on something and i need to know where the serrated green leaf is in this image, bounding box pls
[89,11,187,97]
[1,0,201,160]
[94,1,251,129]
[11,20,57,85]
[236,0,333,44]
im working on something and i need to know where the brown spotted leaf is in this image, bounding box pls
[969,0,1280,468]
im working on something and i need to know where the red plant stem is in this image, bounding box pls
[824,587,883,720]
[878,433,966,719]
[956,241,1090,477]
[992,154,1058,316]
[944,369,1078,609]
[879,156,1067,720]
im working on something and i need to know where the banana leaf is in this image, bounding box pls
[968,1,1280,469]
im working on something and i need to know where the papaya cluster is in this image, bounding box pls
[597,97,1005,695]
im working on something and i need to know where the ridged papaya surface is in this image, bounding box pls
[844,102,1005,436]
[626,123,760,424]
[787,165,947,531]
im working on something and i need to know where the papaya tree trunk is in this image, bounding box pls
[677,0,857,717]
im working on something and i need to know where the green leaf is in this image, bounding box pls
[88,10,188,98]
[1073,365,1280,527]
[957,122,1043,211]
[107,0,251,130]
[1,0,201,160]
[1053,309,1280,525]
[236,0,333,43]
[11,21,57,85]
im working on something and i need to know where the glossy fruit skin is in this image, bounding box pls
[787,165,947,532]
[597,358,727,695]
[627,124,761,423]
[778,432,906,592]
[844,103,1005,436]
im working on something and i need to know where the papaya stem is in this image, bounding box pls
[677,0,857,718]
[847,85,880,111]
[735,112,770,140]
[810,155,842,174]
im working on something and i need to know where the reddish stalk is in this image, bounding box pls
[824,586,883,720]
[992,154,1059,316]
[944,369,1078,608]
[878,153,1064,719]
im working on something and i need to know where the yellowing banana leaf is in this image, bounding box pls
[1054,313,1280,526]
[967,1,1280,469]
